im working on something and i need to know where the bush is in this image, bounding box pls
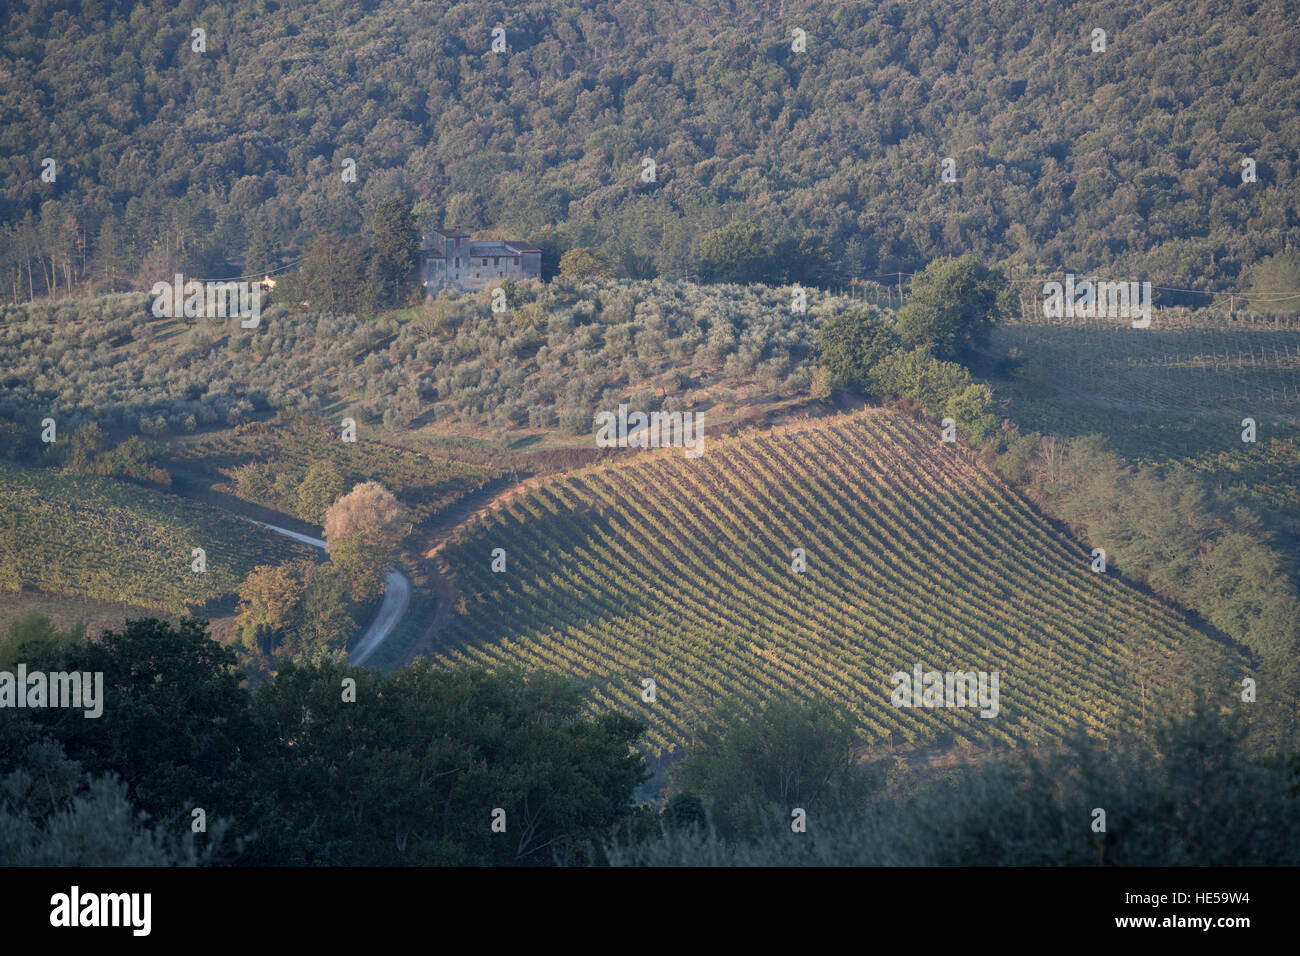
[945,383,999,444]
[559,248,613,280]
[810,366,835,401]
[612,706,1300,865]
[671,695,880,842]
[559,407,590,435]
[869,346,975,419]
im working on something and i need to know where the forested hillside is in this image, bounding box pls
[3,0,1298,301]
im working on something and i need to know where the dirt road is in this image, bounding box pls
[242,518,410,667]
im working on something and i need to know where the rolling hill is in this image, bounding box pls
[428,409,1238,757]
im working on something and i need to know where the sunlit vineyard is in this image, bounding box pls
[428,410,1238,757]
[0,463,317,612]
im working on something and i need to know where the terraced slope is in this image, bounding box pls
[428,410,1237,757]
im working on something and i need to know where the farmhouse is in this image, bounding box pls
[422,226,542,294]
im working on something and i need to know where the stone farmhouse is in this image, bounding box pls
[422,227,542,294]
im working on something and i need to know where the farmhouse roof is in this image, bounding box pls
[470,240,541,256]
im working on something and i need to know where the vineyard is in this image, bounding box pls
[428,410,1238,757]
[993,311,1300,525]
[994,310,1300,422]
[0,463,317,613]
[165,418,501,525]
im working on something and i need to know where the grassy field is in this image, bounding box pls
[0,590,161,641]
[427,409,1238,758]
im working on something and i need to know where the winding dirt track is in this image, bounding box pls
[242,518,410,667]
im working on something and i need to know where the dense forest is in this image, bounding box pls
[3,0,1299,302]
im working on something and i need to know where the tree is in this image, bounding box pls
[295,234,368,314]
[94,436,154,480]
[296,460,344,525]
[94,217,128,291]
[809,366,836,401]
[366,194,421,309]
[767,232,834,286]
[663,792,708,831]
[944,383,999,444]
[695,222,765,284]
[248,662,648,865]
[19,617,265,830]
[295,565,358,656]
[325,534,389,603]
[244,226,278,279]
[0,612,83,669]
[869,346,976,418]
[672,695,877,841]
[324,481,406,547]
[613,705,1300,866]
[1247,250,1300,315]
[895,255,1009,361]
[0,720,225,865]
[234,560,312,651]
[530,225,569,281]
[813,306,900,391]
[62,423,108,473]
[558,247,612,280]
[323,482,408,602]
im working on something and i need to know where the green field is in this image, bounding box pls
[428,410,1238,757]
[0,463,317,613]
